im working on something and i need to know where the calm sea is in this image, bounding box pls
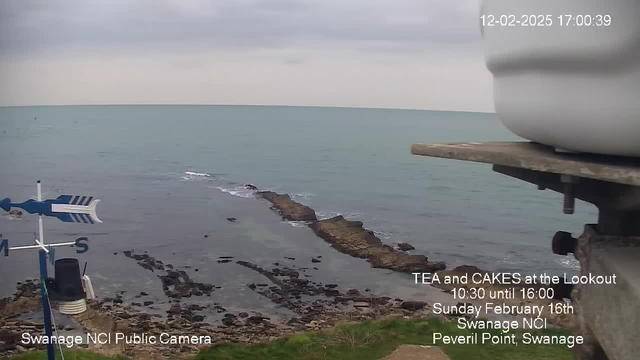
[0,105,595,313]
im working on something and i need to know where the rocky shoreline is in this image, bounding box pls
[1,261,576,358]
[0,250,433,359]
[257,190,445,273]
[0,184,575,358]
[0,260,576,359]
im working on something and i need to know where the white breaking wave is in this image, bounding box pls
[184,171,213,177]
[285,221,309,228]
[316,211,341,220]
[556,257,580,271]
[212,186,256,199]
[181,171,214,181]
[316,211,362,220]
[374,230,393,240]
[345,212,363,219]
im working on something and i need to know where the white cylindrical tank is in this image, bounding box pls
[481,0,640,157]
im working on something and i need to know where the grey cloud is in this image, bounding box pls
[282,56,305,65]
[0,0,481,56]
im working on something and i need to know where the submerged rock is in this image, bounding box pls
[309,216,445,273]
[124,251,215,299]
[397,243,415,251]
[8,210,22,217]
[257,191,317,221]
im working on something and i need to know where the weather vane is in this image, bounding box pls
[1,180,101,360]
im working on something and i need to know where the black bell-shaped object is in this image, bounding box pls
[52,258,85,302]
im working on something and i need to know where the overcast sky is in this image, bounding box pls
[0,0,494,112]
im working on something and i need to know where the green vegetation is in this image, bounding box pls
[195,317,574,360]
[12,318,574,360]
[10,350,127,360]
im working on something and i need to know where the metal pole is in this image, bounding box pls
[37,181,44,246]
[39,250,55,360]
[36,181,55,360]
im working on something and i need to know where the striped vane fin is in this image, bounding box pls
[69,213,95,224]
[70,196,94,206]
[50,195,102,224]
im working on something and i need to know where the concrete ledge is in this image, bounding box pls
[411,142,640,186]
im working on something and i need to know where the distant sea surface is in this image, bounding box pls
[0,106,595,311]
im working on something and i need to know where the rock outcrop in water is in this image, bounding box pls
[8,210,22,217]
[258,191,317,222]
[123,251,215,299]
[255,190,446,273]
[397,243,415,251]
[309,216,446,273]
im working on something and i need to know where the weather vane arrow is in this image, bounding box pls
[1,195,101,224]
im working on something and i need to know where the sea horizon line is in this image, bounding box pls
[0,103,496,114]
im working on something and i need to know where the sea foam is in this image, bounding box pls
[212,186,256,199]
[291,192,315,200]
[181,171,214,181]
[557,257,580,271]
[285,221,310,228]
[185,171,213,177]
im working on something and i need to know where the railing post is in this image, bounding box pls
[39,249,55,360]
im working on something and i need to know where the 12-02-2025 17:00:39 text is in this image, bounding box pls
[481,14,611,27]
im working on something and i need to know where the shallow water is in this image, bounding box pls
[0,105,596,314]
